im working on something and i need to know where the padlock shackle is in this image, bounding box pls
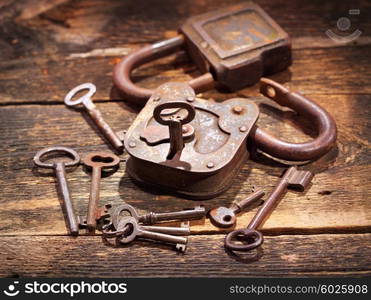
[113,35,214,105]
[251,78,337,161]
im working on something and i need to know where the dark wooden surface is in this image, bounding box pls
[0,0,370,277]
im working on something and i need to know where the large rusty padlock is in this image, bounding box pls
[124,80,337,199]
[113,2,291,105]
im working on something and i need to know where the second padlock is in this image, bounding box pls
[113,2,291,105]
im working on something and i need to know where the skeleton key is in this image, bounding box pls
[83,151,120,233]
[64,83,124,152]
[225,167,314,251]
[33,146,80,236]
[116,216,188,252]
[209,190,265,228]
[110,203,205,227]
[153,101,196,160]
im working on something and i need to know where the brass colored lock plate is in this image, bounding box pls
[180,2,291,91]
[124,82,259,199]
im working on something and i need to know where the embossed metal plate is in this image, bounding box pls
[180,2,291,90]
[124,82,259,199]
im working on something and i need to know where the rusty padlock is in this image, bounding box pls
[113,2,291,105]
[123,80,336,199]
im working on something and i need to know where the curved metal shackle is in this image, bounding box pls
[112,35,215,105]
[251,78,337,161]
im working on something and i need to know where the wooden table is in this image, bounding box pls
[0,0,370,277]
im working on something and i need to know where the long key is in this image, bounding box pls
[116,216,188,252]
[110,203,205,227]
[83,151,120,233]
[209,190,265,228]
[225,167,314,251]
[34,146,80,236]
[64,83,124,152]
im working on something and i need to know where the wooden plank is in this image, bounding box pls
[1,0,370,60]
[0,0,370,104]
[1,233,370,277]
[0,93,369,235]
[1,45,371,104]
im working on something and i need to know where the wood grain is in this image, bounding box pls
[0,0,370,278]
[1,45,371,104]
[1,233,370,277]
[0,0,370,103]
[0,93,369,235]
[1,0,370,58]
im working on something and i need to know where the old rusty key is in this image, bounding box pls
[116,216,188,252]
[153,101,196,160]
[64,83,124,152]
[33,146,80,236]
[225,167,314,251]
[110,203,205,226]
[83,151,120,233]
[209,190,265,228]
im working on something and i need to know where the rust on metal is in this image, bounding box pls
[83,151,120,233]
[153,101,196,159]
[112,2,291,105]
[225,167,314,251]
[124,82,259,199]
[33,146,80,236]
[123,79,337,198]
[209,190,265,228]
[64,83,124,152]
[250,78,338,161]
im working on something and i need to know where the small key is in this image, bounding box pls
[225,167,314,251]
[153,101,195,160]
[209,190,265,228]
[34,146,80,236]
[110,203,205,227]
[64,83,124,152]
[83,151,120,233]
[116,216,188,252]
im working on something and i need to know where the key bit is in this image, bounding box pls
[77,203,112,229]
[225,167,314,252]
[208,190,265,228]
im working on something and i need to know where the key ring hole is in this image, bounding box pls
[266,85,276,98]
[154,101,196,125]
[118,209,132,219]
[34,146,80,168]
[83,152,120,169]
[225,229,263,252]
[118,223,133,237]
[116,217,137,244]
[64,83,96,106]
[223,215,232,222]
